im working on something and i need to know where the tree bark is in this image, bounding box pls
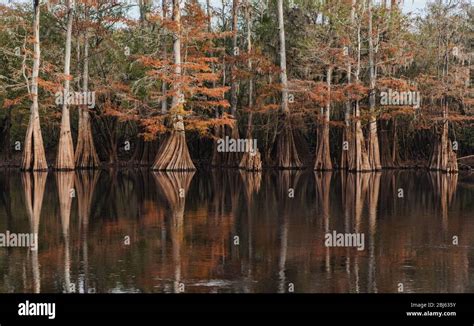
[75,9,100,169]
[348,7,370,172]
[314,67,333,170]
[230,0,239,117]
[274,0,302,169]
[22,0,48,171]
[162,0,168,113]
[367,0,382,171]
[0,105,12,164]
[56,0,75,170]
[341,0,356,170]
[429,100,458,172]
[240,2,262,171]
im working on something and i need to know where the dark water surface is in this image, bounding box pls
[0,169,473,293]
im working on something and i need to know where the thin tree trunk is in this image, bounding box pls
[341,0,356,170]
[56,0,75,170]
[162,0,168,114]
[230,0,239,117]
[0,105,12,164]
[22,0,48,171]
[367,0,381,171]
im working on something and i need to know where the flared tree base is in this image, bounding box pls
[314,124,333,171]
[211,120,242,167]
[152,130,196,171]
[22,115,48,172]
[239,150,262,171]
[274,121,303,169]
[429,135,458,173]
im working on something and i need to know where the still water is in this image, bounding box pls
[0,169,473,293]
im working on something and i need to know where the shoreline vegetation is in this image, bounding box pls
[0,0,472,174]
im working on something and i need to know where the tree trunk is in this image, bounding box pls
[230,0,239,117]
[274,0,302,169]
[341,0,356,170]
[56,0,75,170]
[314,67,333,170]
[0,105,12,164]
[367,0,381,171]
[348,12,370,172]
[153,0,195,171]
[429,101,458,172]
[239,5,262,171]
[22,0,48,171]
[139,0,152,25]
[211,0,241,167]
[75,10,100,169]
[162,0,168,114]
[380,120,395,168]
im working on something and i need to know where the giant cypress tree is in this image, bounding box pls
[22,0,48,171]
[152,0,195,171]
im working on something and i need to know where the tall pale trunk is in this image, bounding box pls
[161,0,168,113]
[278,0,289,115]
[367,0,381,170]
[230,0,239,116]
[22,0,48,171]
[171,0,182,111]
[75,9,100,169]
[56,0,75,170]
[274,0,302,169]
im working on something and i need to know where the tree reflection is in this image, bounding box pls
[22,172,47,293]
[153,171,195,293]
